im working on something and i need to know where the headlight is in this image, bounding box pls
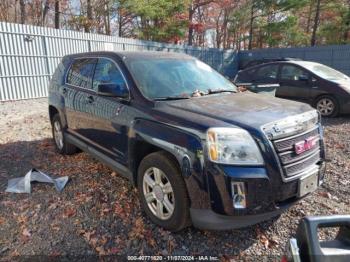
[207,127,263,165]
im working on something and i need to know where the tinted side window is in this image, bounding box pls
[281,65,308,81]
[235,68,257,83]
[255,65,279,82]
[93,58,127,90]
[67,58,97,89]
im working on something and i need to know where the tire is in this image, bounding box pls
[315,95,339,117]
[51,114,78,155]
[137,151,191,232]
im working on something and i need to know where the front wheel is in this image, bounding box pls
[315,96,339,117]
[137,151,191,232]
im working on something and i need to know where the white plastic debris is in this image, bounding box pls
[5,169,69,193]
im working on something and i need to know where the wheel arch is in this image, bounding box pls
[313,93,339,107]
[49,105,59,123]
[129,119,212,217]
[313,94,340,117]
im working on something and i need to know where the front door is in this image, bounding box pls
[86,57,130,164]
[276,64,311,102]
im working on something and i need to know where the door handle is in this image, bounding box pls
[311,86,318,89]
[86,95,94,103]
[115,105,124,116]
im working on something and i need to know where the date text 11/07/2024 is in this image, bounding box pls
[127,255,219,261]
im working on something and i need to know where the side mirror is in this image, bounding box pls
[298,75,309,81]
[97,83,128,99]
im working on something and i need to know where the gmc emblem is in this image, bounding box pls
[294,136,318,155]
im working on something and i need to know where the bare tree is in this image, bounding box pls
[85,0,93,33]
[188,0,213,46]
[311,0,321,46]
[19,0,25,24]
[343,0,350,42]
[55,0,60,29]
[248,0,255,50]
[42,0,50,26]
[104,1,111,35]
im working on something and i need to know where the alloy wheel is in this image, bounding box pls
[53,120,64,150]
[317,98,335,116]
[142,167,175,220]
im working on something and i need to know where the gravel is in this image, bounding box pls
[0,98,349,260]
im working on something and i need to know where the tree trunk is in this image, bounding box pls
[42,0,50,26]
[306,0,314,33]
[311,0,321,46]
[85,0,93,33]
[105,1,111,35]
[343,2,350,43]
[14,0,18,23]
[55,0,60,29]
[248,1,254,50]
[19,0,25,24]
[118,14,123,37]
[188,4,194,46]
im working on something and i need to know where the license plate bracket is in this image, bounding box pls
[298,172,318,197]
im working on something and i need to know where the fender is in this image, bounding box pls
[129,118,211,209]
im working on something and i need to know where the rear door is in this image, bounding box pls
[276,64,311,102]
[65,58,97,135]
[253,64,280,84]
[247,64,280,94]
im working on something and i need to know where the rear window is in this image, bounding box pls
[66,58,97,89]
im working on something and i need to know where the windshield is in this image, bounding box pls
[127,58,237,100]
[304,63,349,81]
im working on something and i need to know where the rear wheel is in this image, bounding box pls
[315,96,339,117]
[51,114,78,155]
[137,151,191,231]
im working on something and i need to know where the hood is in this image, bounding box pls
[157,92,314,131]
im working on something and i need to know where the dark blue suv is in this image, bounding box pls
[48,51,326,231]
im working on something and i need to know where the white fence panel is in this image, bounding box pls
[0,22,235,101]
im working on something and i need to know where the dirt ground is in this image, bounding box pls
[0,98,349,260]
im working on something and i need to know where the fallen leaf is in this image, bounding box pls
[109,247,120,255]
[48,203,58,210]
[318,191,332,199]
[51,224,60,231]
[63,208,76,218]
[22,228,31,237]
[260,234,269,249]
[102,208,111,214]
[95,246,106,255]
[17,214,28,224]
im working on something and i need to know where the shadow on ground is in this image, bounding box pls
[0,138,277,258]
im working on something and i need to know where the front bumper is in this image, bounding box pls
[190,200,293,230]
[189,162,325,230]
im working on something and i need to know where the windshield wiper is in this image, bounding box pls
[206,89,237,95]
[154,95,190,101]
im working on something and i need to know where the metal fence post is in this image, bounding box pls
[88,40,92,52]
[42,35,51,87]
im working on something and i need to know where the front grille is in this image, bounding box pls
[274,128,319,152]
[272,127,321,178]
